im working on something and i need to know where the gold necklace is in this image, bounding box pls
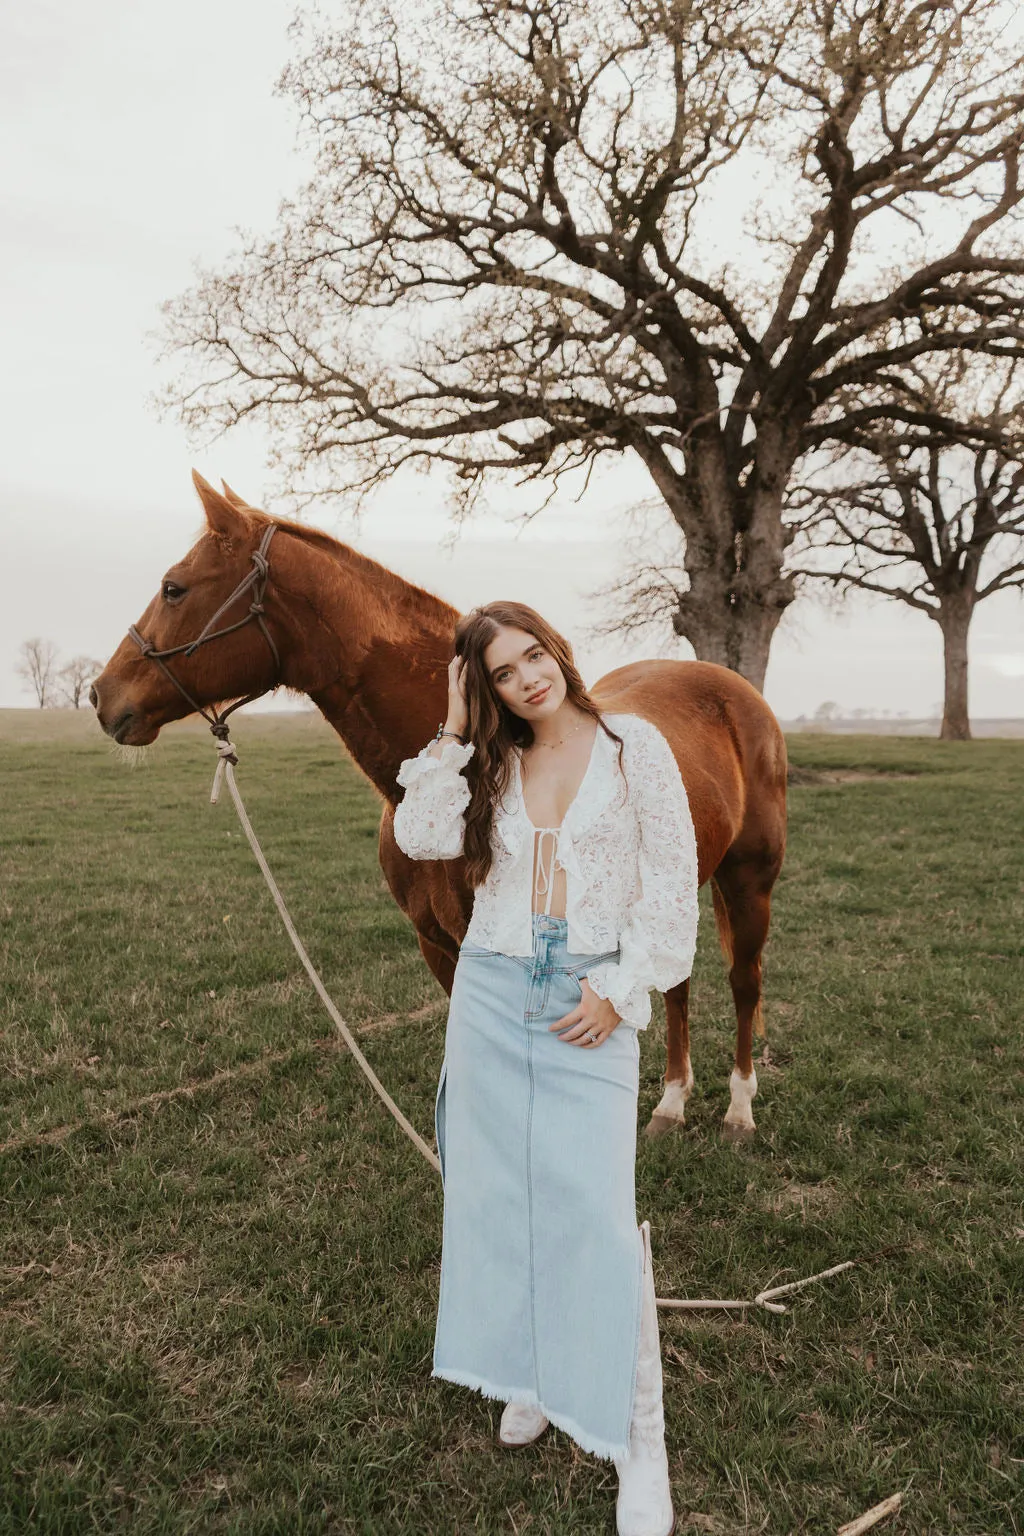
[529,715,587,751]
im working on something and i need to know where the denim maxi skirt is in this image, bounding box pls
[432,912,645,1461]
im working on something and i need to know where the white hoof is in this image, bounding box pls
[647,1061,695,1135]
[723,1067,757,1137]
[498,1401,549,1447]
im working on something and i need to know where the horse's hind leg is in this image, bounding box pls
[713,862,776,1140]
[645,979,693,1137]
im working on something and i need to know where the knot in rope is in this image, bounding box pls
[249,601,265,615]
[209,726,238,804]
[128,626,154,657]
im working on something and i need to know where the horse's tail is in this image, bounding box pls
[710,878,733,966]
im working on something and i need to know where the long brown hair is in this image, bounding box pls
[454,601,625,889]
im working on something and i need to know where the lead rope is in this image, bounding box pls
[210,735,440,1174]
[209,735,855,1313]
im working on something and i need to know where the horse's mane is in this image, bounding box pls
[253,511,353,559]
[248,510,460,631]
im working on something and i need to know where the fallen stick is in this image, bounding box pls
[756,1260,857,1305]
[656,1260,855,1314]
[656,1298,776,1313]
[837,1492,903,1536]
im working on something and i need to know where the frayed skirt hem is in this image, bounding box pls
[431,1364,628,1462]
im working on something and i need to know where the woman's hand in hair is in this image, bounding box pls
[424,656,470,760]
[549,980,623,1049]
[446,654,469,738]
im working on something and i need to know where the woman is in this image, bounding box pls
[393,601,698,1536]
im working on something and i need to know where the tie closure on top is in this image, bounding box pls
[531,826,562,916]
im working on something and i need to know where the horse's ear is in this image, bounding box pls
[220,480,250,510]
[192,470,248,540]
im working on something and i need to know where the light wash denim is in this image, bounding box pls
[432,912,644,1460]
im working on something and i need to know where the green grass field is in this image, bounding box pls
[1,709,1021,1535]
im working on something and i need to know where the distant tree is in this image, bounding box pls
[16,638,60,708]
[791,362,1024,740]
[58,655,104,709]
[162,0,1024,691]
[815,700,841,722]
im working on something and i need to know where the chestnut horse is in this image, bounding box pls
[92,474,787,1137]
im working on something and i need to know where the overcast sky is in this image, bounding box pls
[2,1,1022,720]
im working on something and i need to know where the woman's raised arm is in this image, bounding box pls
[393,654,473,860]
[393,735,475,860]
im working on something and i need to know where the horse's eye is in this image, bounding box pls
[162,580,186,603]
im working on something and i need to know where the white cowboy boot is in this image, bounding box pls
[498,1401,550,1447]
[615,1221,675,1536]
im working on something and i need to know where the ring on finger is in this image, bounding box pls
[586,1031,600,1044]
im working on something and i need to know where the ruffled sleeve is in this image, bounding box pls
[393,737,475,860]
[584,719,698,1030]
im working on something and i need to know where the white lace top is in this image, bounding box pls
[392,712,699,1030]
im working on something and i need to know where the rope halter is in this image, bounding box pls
[126,523,280,757]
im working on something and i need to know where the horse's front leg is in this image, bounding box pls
[644,979,693,1136]
[416,929,457,995]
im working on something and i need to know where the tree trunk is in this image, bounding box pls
[937,598,973,741]
[673,593,788,692]
[646,444,796,692]
[669,512,796,692]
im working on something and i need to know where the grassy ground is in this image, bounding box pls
[1,709,1021,1535]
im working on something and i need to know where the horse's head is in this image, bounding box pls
[92,472,281,745]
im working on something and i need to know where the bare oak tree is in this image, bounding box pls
[162,0,1024,688]
[58,655,104,709]
[16,638,60,708]
[790,362,1024,739]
